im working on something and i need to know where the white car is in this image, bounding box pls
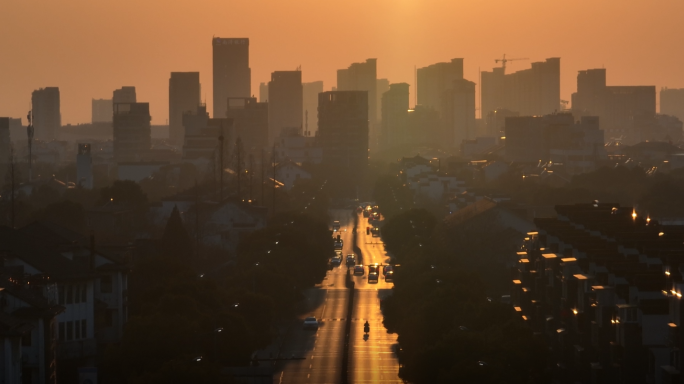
[303,317,319,329]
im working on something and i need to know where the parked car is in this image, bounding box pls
[385,270,394,281]
[383,265,393,275]
[303,317,319,329]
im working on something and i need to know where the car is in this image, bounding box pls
[385,270,394,281]
[368,272,379,283]
[331,255,342,266]
[332,220,340,232]
[353,265,364,275]
[383,265,393,275]
[368,263,380,275]
[346,254,356,266]
[303,317,319,329]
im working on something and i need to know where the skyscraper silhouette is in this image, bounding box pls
[31,87,61,141]
[381,83,410,150]
[416,58,464,112]
[337,59,377,126]
[169,72,201,145]
[318,91,368,173]
[212,37,250,119]
[268,71,302,145]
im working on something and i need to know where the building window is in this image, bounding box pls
[59,323,65,341]
[82,284,87,302]
[82,320,87,338]
[101,276,112,293]
[66,285,73,304]
[75,320,80,339]
[22,331,32,346]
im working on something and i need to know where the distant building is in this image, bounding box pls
[259,82,269,103]
[460,137,497,159]
[169,72,201,145]
[113,102,151,162]
[77,143,93,189]
[212,37,250,119]
[32,87,61,141]
[275,129,322,165]
[337,59,377,144]
[505,113,606,174]
[660,87,684,123]
[317,91,368,173]
[572,68,656,143]
[0,117,10,164]
[485,109,519,138]
[182,105,232,162]
[380,83,410,150]
[416,58,464,112]
[268,71,303,144]
[302,81,323,135]
[406,105,441,145]
[481,58,560,118]
[112,86,136,104]
[376,78,390,120]
[275,159,312,190]
[227,97,268,156]
[92,99,113,123]
[442,79,476,147]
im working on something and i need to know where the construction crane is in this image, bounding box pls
[495,54,529,73]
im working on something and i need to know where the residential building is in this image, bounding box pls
[91,99,113,123]
[442,79,476,147]
[505,113,606,174]
[416,58,464,112]
[376,78,390,120]
[182,105,232,164]
[259,82,268,103]
[406,105,441,145]
[571,68,656,143]
[275,128,322,165]
[227,97,268,156]
[485,109,519,138]
[337,59,377,144]
[268,71,302,145]
[212,37,250,119]
[32,87,61,141]
[460,137,497,159]
[76,143,93,189]
[660,88,684,123]
[169,72,201,145]
[380,83,410,150]
[481,58,560,117]
[275,159,312,190]
[317,91,369,173]
[302,81,323,136]
[112,87,136,104]
[517,204,684,384]
[0,117,10,165]
[113,102,151,162]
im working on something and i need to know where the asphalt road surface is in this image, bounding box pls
[273,209,401,384]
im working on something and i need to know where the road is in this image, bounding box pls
[349,212,402,383]
[271,209,401,383]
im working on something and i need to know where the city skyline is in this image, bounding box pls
[1,0,683,125]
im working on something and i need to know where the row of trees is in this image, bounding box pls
[378,204,548,383]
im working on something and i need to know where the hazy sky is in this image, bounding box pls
[1,0,683,125]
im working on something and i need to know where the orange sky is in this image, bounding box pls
[1,0,683,125]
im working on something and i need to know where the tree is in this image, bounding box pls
[31,200,86,233]
[161,206,193,262]
[100,180,148,206]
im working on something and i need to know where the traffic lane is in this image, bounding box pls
[349,289,402,384]
[355,214,393,290]
[275,289,348,383]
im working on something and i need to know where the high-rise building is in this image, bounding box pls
[113,102,151,162]
[302,81,323,136]
[381,83,410,150]
[31,87,61,141]
[259,82,269,103]
[76,143,93,189]
[113,87,136,104]
[571,68,656,142]
[481,58,560,117]
[337,59,377,127]
[442,79,476,146]
[212,37,250,119]
[169,72,201,145]
[0,117,10,164]
[406,105,441,145]
[268,71,302,145]
[92,99,113,123]
[416,58,464,112]
[376,79,390,120]
[317,91,368,172]
[660,88,684,123]
[182,105,232,161]
[227,97,269,155]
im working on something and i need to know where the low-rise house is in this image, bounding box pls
[275,159,312,190]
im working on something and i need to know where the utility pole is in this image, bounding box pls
[236,137,242,201]
[261,149,265,206]
[26,111,33,182]
[249,154,254,202]
[194,179,199,259]
[272,143,276,214]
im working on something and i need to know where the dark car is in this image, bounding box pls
[331,255,342,266]
[346,254,356,266]
[353,265,364,275]
[385,270,394,281]
[368,272,379,283]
